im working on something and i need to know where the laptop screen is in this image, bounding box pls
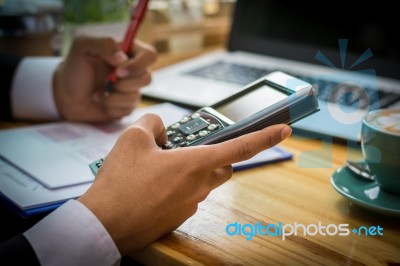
[228,0,400,80]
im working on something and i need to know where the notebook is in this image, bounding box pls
[142,0,400,142]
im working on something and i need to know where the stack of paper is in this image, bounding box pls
[0,103,292,217]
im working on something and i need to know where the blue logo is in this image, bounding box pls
[298,39,379,168]
[225,220,383,240]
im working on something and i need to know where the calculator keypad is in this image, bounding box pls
[163,111,225,149]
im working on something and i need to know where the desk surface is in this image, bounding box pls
[130,133,400,265]
[1,48,399,265]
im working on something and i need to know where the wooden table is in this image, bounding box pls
[2,49,399,265]
[129,131,400,265]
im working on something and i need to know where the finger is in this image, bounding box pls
[113,71,152,93]
[102,91,141,109]
[131,40,158,64]
[72,36,128,67]
[115,41,157,79]
[130,114,167,147]
[199,124,292,168]
[209,165,233,190]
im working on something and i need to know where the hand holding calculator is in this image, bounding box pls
[90,71,319,175]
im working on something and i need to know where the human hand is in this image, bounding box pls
[78,114,292,255]
[53,36,157,122]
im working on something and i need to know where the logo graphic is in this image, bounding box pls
[225,220,384,241]
[297,39,379,168]
[315,39,378,125]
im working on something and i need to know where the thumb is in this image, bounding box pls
[199,124,292,168]
[126,113,167,148]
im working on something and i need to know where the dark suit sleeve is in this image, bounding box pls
[0,53,22,120]
[0,234,40,265]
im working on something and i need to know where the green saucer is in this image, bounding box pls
[331,164,400,217]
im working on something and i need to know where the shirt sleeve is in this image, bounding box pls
[23,200,121,266]
[11,57,62,121]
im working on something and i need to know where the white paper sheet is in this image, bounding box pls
[0,103,190,189]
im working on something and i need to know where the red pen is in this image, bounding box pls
[105,0,149,94]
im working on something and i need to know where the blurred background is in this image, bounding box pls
[0,0,235,57]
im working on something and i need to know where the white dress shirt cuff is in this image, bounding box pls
[24,200,121,266]
[11,57,62,120]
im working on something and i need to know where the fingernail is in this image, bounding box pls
[281,126,292,140]
[116,68,129,78]
[114,51,128,64]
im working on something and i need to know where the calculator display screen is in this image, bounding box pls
[215,84,288,122]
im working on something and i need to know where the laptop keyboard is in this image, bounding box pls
[185,61,400,109]
[185,61,271,85]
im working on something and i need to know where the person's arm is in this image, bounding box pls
[0,234,40,265]
[11,57,62,120]
[1,36,156,122]
[0,114,291,265]
[78,114,292,255]
[0,53,22,120]
[0,53,62,121]
[0,200,121,266]
[23,200,121,266]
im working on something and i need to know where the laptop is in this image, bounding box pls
[142,0,400,142]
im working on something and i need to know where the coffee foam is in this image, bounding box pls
[366,109,400,135]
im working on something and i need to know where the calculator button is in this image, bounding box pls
[179,118,209,135]
[199,130,208,137]
[207,124,219,131]
[164,141,173,149]
[180,142,188,147]
[171,123,180,129]
[191,113,201,119]
[173,137,182,143]
[166,130,174,136]
[180,117,190,123]
[186,134,196,141]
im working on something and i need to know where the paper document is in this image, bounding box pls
[0,103,292,216]
[0,103,188,189]
[0,157,91,215]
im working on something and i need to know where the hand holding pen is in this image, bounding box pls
[52,1,156,122]
[105,0,150,94]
